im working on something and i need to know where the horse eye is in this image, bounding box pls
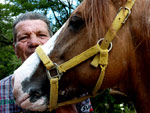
[69,15,84,31]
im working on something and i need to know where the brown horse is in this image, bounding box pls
[12,0,150,112]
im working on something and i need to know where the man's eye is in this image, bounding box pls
[39,34,46,36]
[19,36,27,41]
[39,34,47,37]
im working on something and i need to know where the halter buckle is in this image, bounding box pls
[118,7,131,24]
[46,63,63,80]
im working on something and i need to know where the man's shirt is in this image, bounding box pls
[0,75,22,113]
[0,75,94,113]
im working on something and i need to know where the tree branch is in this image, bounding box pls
[51,7,62,27]
[58,0,69,18]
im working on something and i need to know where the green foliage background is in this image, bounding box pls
[0,0,136,112]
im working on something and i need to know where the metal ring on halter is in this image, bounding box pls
[97,38,112,52]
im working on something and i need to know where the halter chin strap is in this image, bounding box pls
[35,0,136,111]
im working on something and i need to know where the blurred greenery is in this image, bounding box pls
[0,0,136,112]
[91,89,136,113]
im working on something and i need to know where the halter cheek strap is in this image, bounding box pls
[35,46,59,110]
[35,0,136,111]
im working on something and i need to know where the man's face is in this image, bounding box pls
[14,20,50,61]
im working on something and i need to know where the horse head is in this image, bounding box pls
[12,0,150,112]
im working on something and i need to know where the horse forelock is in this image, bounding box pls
[80,0,127,40]
[81,0,109,40]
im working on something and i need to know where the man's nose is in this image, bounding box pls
[28,34,41,48]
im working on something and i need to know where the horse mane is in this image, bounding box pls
[81,0,126,40]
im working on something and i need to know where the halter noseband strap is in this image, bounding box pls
[35,0,136,111]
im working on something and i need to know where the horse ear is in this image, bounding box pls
[111,0,126,9]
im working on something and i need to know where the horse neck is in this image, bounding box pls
[117,0,150,112]
[115,37,150,113]
[130,0,150,96]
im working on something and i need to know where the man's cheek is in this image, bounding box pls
[15,43,27,61]
[41,37,49,44]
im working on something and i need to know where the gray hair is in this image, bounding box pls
[13,12,53,44]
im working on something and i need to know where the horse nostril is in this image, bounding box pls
[29,89,42,98]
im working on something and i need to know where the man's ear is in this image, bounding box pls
[13,43,16,53]
[13,43,19,59]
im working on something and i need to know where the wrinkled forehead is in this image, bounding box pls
[15,20,49,33]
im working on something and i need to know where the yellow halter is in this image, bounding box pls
[35,0,136,111]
